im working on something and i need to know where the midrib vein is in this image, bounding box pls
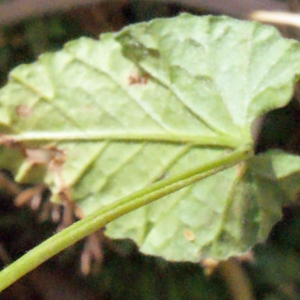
[3,130,242,148]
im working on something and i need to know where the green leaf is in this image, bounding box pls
[1,14,300,261]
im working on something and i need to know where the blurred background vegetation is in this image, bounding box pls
[1,1,300,299]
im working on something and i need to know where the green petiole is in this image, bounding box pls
[0,144,253,292]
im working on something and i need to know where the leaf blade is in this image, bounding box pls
[1,14,300,261]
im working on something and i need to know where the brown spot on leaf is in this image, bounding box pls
[184,229,195,242]
[1,140,83,232]
[82,104,93,111]
[0,135,22,149]
[15,104,32,117]
[24,145,65,170]
[128,73,149,85]
[23,144,75,218]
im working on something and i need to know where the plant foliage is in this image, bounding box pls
[1,14,300,263]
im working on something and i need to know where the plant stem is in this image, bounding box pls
[0,144,252,292]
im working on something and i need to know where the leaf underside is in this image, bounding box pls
[1,14,300,261]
